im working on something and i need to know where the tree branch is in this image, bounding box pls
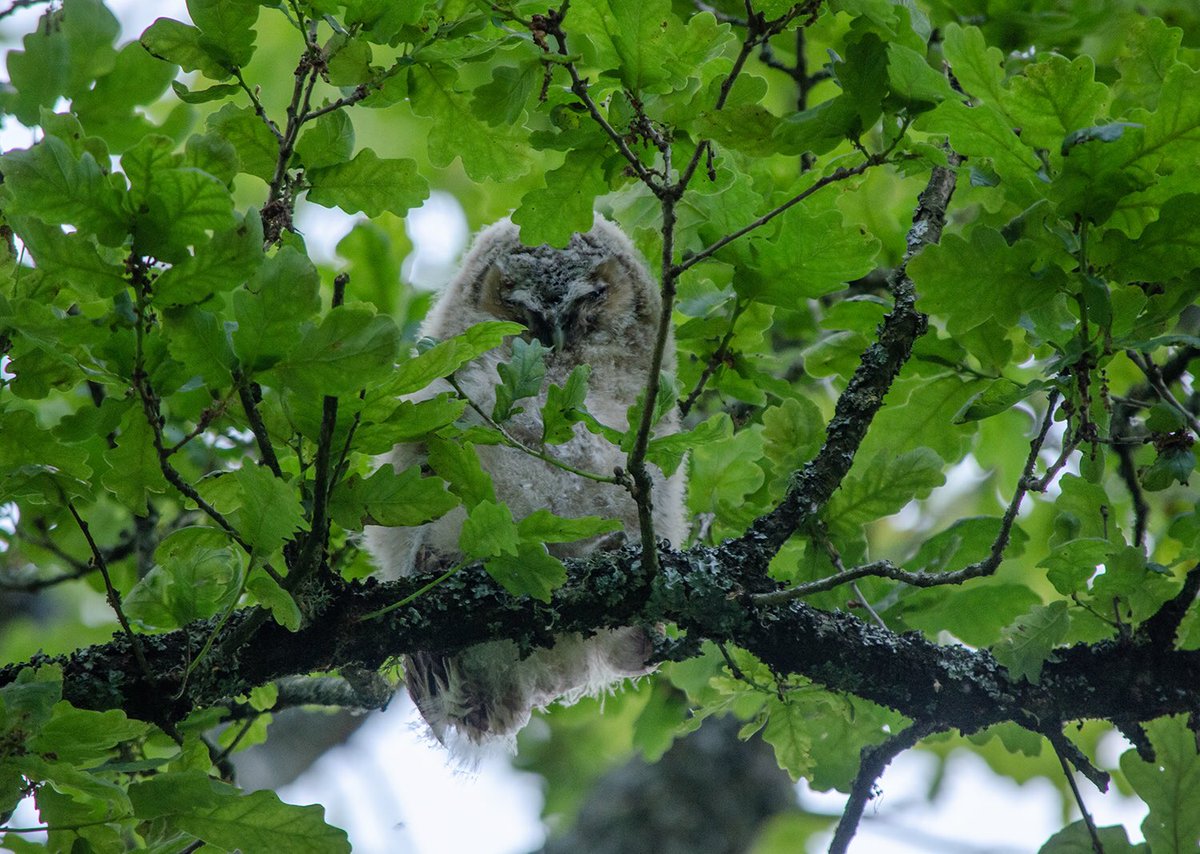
[7,534,1200,742]
[674,157,884,276]
[536,5,664,194]
[752,387,1059,605]
[730,154,961,565]
[829,721,935,854]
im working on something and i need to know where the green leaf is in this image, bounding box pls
[408,64,534,182]
[954,378,1050,423]
[918,99,1041,188]
[163,304,235,386]
[384,321,523,397]
[517,509,621,544]
[245,570,302,631]
[1039,538,1110,596]
[125,527,244,630]
[1113,17,1182,113]
[426,437,496,507]
[472,61,539,126]
[186,0,259,69]
[130,164,237,258]
[1004,54,1108,152]
[295,110,355,170]
[695,103,782,159]
[306,149,428,216]
[0,134,126,244]
[1137,64,1200,172]
[203,466,306,556]
[1146,403,1186,433]
[741,200,880,306]
[1142,445,1196,492]
[129,772,349,853]
[1121,716,1200,854]
[773,95,864,157]
[687,424,765,519]
[828,447,946,528]
[325,34,374,86]
[1038,821,1147,854]
[542,365,591,445]
[330,465,459,528]
[912,229,1056,334]
[493,337,548,422]
[461,500,520,561]
[514,146,611,247]
[762,695,814,781]
[354,395,468,454]
[154,210,265,306]
[646,412,731,478]
[15,217,127,298]
[885,43,954,108]
[28,703,149,766]
[270,306,400,397]
[1095,194,1200,284]
[940,23,1008,109]
[185,133,240,186]
[207,103,279,181]
[762,397,824,467]
[232,246,321,370]
[140,17,231,80]
[6,0,119,124]
[991,600,1069,684]
[101,409,169,514]
[74,39,176,146]
[171,80,240,104]
[485,543,568,602]
[899,583,1041,647]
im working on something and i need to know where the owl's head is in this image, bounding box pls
[427,215,662,362]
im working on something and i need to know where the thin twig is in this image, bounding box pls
[537,4,663,194]
[293,273,349,588]
[358,560,466,621]
[0,0,48,22]
[751,389,1060,605]
[1051,735,1107,854]
[1127,350,1200,436]
[675,158,884,276]
[626,182,679,573]
[829,720,936,854]
[215,716,259,766]
[678,298,747,416]
[167,392,235,455]
[233,70,283,141]
[235,373,284,478]
[1139,560,1200,646]
[66,501,154,684]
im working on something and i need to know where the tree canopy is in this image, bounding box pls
[2,0,1200,851]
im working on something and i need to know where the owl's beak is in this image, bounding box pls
[526,315,567,351]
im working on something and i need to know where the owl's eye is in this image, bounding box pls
[580,286,608,304]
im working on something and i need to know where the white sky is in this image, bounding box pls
[0,2,1152,852]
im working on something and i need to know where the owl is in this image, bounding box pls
[364,214,687,751]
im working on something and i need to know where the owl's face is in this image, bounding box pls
[466,230,656,358]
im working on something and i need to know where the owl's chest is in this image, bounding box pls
[420,357,639,558]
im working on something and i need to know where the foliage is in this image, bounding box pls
[1,0,1200,851]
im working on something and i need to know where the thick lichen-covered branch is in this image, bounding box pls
[4,544,1200,741]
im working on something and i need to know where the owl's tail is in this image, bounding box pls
[403,628,655,753]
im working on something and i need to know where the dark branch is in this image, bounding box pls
[731,154,961,563]
[829,721,934,854]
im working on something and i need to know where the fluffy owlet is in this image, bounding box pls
[364,214,686,750]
